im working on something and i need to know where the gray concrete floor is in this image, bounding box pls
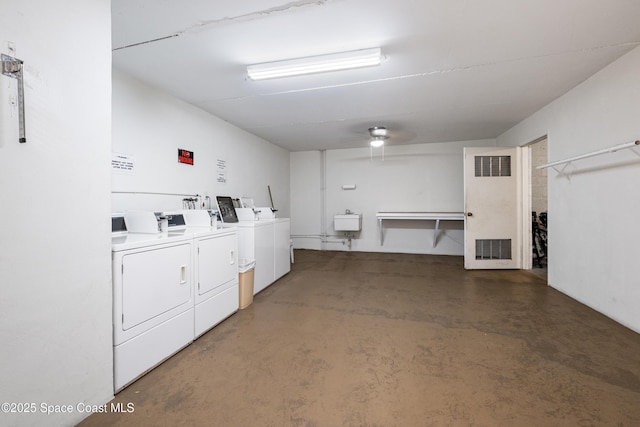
[79,250,640,426]
[529,265,548,281]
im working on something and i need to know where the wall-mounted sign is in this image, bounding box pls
[217,158,227,184]
[112,152,135,174]
[178,149,194,165]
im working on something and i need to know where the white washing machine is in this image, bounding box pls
[236,217,291,295]
[213,200,291,294]
[112,211,194,392]
[273,218,292,280]
[180,210,239,337]
[237,220,275,294]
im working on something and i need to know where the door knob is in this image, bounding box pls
[467,212,473,217]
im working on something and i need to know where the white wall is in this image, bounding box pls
[0,2,113,427]
[498,46,640,333]
[291,140,493,255]
[112,69,290,216]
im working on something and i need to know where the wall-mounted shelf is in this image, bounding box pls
[376,212,465,247]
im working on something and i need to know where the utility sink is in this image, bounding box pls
[334,213,362,231]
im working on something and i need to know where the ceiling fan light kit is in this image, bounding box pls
[369,126,388,138]
[369,126,389,147]
[247,47,382,80]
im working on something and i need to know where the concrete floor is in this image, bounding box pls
[79,250,640,426]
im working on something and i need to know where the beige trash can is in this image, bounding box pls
[238,258,256,309]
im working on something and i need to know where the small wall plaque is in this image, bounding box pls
[178,149,194,165]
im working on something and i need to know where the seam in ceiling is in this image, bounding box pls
[113,0,331,51]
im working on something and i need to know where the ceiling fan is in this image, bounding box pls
[364,125,418,160]
[369,126,388,147]
[337,123,416,150]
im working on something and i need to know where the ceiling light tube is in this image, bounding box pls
[247,48,382,80]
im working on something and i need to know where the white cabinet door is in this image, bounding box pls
[196,233,238,297]
[121,243,192,330]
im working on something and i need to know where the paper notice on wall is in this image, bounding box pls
[216,158,227,184]
[112,152,135,174]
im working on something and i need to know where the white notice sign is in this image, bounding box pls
[216,158,227,184]
[112,152,135,174]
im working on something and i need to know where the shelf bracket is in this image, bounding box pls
[551,161,572,180]
[2,53,26,143]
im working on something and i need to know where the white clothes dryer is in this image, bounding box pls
[112,213,195,392]
[179,210,239,337]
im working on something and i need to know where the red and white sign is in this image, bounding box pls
[178,149,194,165]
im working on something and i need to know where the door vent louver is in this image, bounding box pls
[475,156,511,177]
[475,239,512,260]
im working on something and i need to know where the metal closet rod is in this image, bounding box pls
[537,140,640,170]
[112,191,202,197]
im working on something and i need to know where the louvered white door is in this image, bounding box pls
[464,147,523,269]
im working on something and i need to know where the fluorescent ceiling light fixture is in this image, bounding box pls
[247,48,382,80]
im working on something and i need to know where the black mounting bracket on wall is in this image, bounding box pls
[2,53,26,143]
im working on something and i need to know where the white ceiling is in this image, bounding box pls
[111,0,640,152]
